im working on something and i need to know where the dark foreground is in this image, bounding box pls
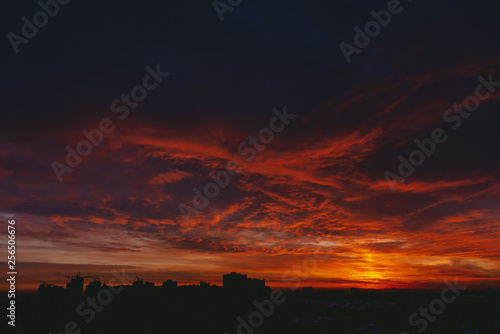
[2,287,500,334]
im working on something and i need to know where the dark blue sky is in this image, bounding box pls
[2,0,498,127]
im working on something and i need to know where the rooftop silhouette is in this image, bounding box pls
[7,272,498,334]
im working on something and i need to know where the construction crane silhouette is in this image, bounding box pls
[65,272,99,280]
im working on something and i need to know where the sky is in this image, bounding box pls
[1,0,500,292]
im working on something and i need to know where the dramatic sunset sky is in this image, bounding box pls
[1,0,500,292]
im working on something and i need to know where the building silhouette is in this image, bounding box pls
[132,277,144,288]
[222,272,266,292]
[30,271,500,334]
[85,279,102,295]
[162,279,178,289]
[302,286,313,294]
[66,273,84,298]
[37,283,65,299]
